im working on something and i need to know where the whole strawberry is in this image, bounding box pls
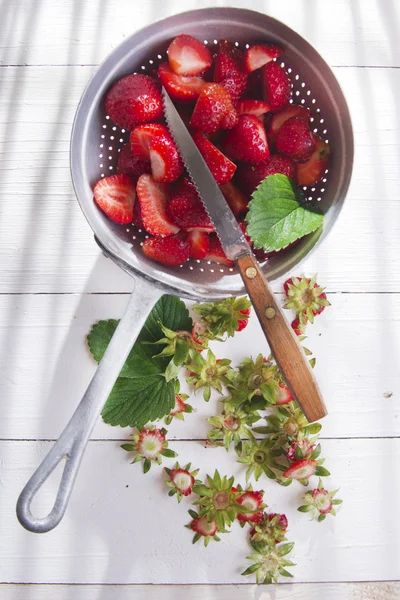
[105,74,163,130]
[275,116,316,162]
[222,115,270,163]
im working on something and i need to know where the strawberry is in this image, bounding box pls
[262,61,292,113]
[132,199,144,229]
[296,135,330,185]
[190,83,238,134]
[235,99,271,118]
[149,132,184,182]
[237,307,251,332]
[158,62,206,103]
[219,181,248,216]
[283,459,317,480]
[244,43,283,73]
[130,123,169,161]
[105,74,163,130]
[204,236,234,266]
[287,438,315,462]
[166,190,214,232]
[245,70,262,99]
[174,175,198,196]
[142,234,190,267]
[117,143,151,179]
[268,105,310,143]
[222,115,270,163]
[236,154,296,195]
[93,173,135,224]
[192,132,236,185]
[168,34,212,76]
[275,383,294,405]
[214,40,247,102]
[236,490,265,523]
[190,515,218,537]
[275,115,316,161]
[168,467,195,496]
[187,230,210,259]
[136,174,178,236]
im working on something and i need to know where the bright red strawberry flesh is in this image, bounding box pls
[93,173,136,224]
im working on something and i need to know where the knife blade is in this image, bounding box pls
[162,88,251,261]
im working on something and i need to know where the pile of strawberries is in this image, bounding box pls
[93,34,330,267]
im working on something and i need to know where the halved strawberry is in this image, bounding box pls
[158,62,206,103]
[168,34,212,76]
[166,190,214,232]
[235,99,271,118]
[130,124,168,161]
[214,40,247,102]
[192,132,236,185]
[190,83,238,134]
[187,230,210,259]
[236,154,296,195]
[296,135,330,185]
[117,143,151,180]
[149,133,184,182]
[142,234,190,267]
[204,236,234,266]
[275,115,316,161]
[275,383,294,405]
[222,115,269,163]
[283,459,317,480]
[105,74,163,130]
[244,43,283,73]
[262,62,292,113]
[219,181,248,216]
[236,490,265,523]
[136,174,178,236]
[191,516,218,537]
[268,105,310,144]
[93,173,135,224]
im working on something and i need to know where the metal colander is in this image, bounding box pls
[17,7,353,533]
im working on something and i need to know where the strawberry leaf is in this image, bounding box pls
[87,295,192,428]
[246,174,324,252]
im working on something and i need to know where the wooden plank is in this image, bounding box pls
[0,293,398,440]
[2,439,400,583]
[1,0,399,68]
[0,65,399,293]
[0,582,399,600]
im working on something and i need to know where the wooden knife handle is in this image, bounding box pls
[236,253,327,423]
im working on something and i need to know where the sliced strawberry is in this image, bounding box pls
[245,70,262,99]
[236,490,264,523]
[149,132,184,183]
[296,135,330,185]
[222,115,269,163]
[214,40,247,102]
[236,154,296,195]
[235,99,271,118]
[187,230,210,259]
[142,234,190,267]
[244,43,283,73]
[190,83,238,134]
[283,459,317,480]
[275,115,316,161]
[130,124,168,161]
[192,132,236,185]
[117,143,151,180]
[237,307,251,332]
[168,34,212,76]
[136,174,178,236]
[262,62,292,113]
[105,74,163,130]
[174,175,198,196]
[268,105,310,144]
[132,199,144,229]
[191,516,218,537]
[275,383,294,405]
[169,467,195,496]
[219,181,248,216]
[158,62,206,103]
[166,190,213,232]
[204,236,234,266]
[93,173,135,224]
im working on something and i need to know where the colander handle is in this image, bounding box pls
[237,253,327,422]
[16,279,163,533]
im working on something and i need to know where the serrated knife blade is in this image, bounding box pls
[162,88,251,261]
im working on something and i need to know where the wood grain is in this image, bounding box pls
[236,254,327,422]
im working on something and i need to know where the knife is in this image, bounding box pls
[162,88,327,423]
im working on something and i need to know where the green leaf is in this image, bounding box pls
[162,448,177,458]
[143,459,151,474]
[315,466,331,477]
[241,564,259,576]
[278,542,295,557]
[298,504,313,513]
[165,358,181,382]
[174,338,189,366]
[87,295,192,428]
[246,174,324,252]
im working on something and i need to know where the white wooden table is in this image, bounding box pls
[1,0,400,597]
